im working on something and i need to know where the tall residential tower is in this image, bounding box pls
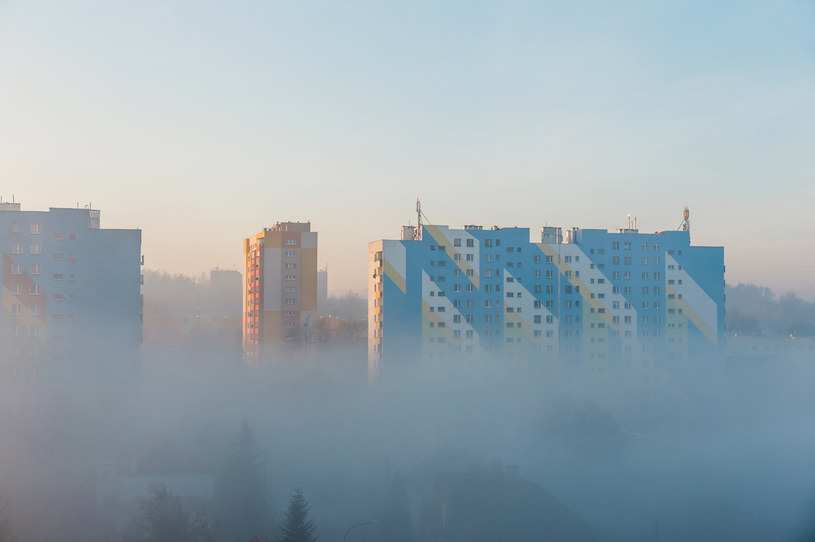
[0,202,143,376]
[243,222,317,362]
[369,219,724,383]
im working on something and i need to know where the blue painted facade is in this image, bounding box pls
[369,224,724,381]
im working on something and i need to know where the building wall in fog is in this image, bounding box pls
[209,268,242,317]
[0,203,142,375]
[317,268,328,315]
[369,223,724,383]
[243,222,317,363]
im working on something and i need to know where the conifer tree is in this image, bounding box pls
[218,420,271,541]
[278,490,317,542]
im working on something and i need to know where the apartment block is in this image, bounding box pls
[0,202,143,376]
[369,222,724,382]
[243,222,317,362]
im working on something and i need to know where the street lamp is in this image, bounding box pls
[342,520,378,542]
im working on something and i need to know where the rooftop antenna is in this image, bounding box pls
[415,198,431,240]
[678,206,690,239]
[416,199,422,240]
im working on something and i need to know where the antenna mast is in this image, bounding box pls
[415,199,431,240]
[416,199,423,240]
[679,206,690,238]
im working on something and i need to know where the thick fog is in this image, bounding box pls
[1,279,815,542]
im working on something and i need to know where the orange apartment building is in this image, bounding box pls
[243,222,318,363]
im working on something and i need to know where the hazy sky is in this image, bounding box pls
[1,1,814,297]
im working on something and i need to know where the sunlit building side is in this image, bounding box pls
[0,201,143,377]
[243,222,317,364]
[369,221,724,383]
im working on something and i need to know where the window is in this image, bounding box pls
[29,325,40,336]
[53,274,63,280]
[453,238,461,247]
[54,253,64,261]
[466,269,473,277]
[30,285,40,295]
[11,264,22,275]
[29,304,40,315]
[624,242,631,250]
[285,298,296,305]
[285,239,297,245]
[485,239,492,247]
[534,315,542,324]
[454,253,461,261]
[30,223,41,235]
[466,239,474,247]
[465,254,473,261]
[285,250,296,257]
[11,243,22,254]
[285,287,297,293]
[11,304,21,315]
[285,263,296,269]
[285,274,296,280]
[11,223,20,234]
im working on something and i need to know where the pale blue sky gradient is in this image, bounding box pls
[1,1,814,297]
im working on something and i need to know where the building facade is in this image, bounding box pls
[0,202,143,376]
[369,222,724,382]
[243,222,317,362]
